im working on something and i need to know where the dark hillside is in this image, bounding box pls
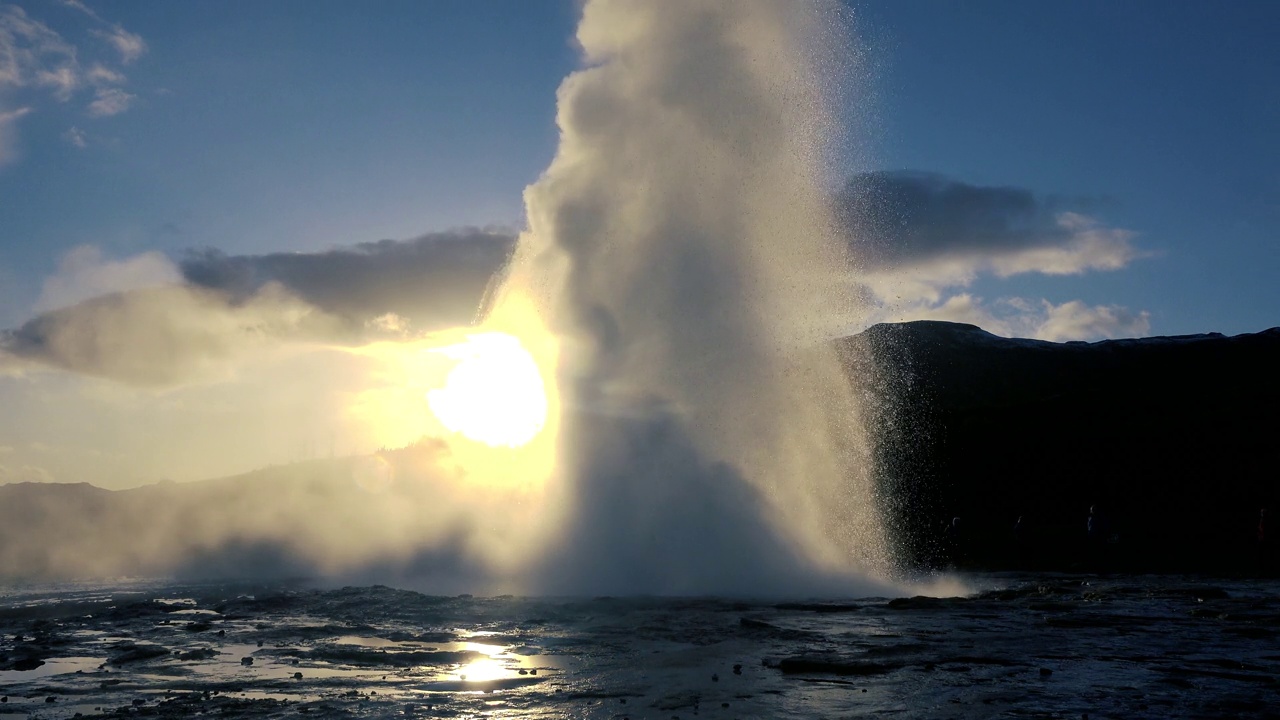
[846,321,1280,572]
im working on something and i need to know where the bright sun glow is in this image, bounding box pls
[426,332,548,448]
[342,294,560,501]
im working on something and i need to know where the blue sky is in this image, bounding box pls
[1,0,1277,488]
[1,0,1276,336]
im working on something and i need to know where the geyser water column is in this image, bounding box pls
[489,0,889,593]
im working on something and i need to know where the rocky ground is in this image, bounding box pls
[2,575,1278,718]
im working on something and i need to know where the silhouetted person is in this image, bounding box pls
[944,516,965,569]
[1013,515,1029,569]
[1087,504,1109,571]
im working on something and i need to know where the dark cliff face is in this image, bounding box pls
[846,321,1280,572]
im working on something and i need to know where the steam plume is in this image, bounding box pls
[494,0,889,593]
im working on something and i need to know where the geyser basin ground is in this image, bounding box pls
[2,576,1278,719]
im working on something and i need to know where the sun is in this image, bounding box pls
[341,294,561,494]
[426,332,548,448]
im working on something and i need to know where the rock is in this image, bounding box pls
[109,642,170,665]
[13,657,44,671]
[176,648,217,661]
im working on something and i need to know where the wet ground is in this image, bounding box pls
[1,574,1278,718]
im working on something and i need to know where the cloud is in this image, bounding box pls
[36,245,181,313]
[1,231,517,387]
[843,171,1153,340]
[35,64,78,99]
[91,25,144,64]
[86,85,133,116]
[85,62,123,85]
[0,105,31,165]
[0,463,53,484]
[62,124,85,147]
[0,2,143,160]
[0,5,78,90]
[882,294,1151,342]
[181,228,516,334]
[1032,299,1151,342]
[846,172,1147,297]
[59,0,103,23]
[66,0,146,63]
[4,282,350,386]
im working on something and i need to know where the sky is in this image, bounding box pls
[0,0,1278,488]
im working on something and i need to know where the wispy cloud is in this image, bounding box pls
[62,124,85,147]
[0,1,145,164]
[35,64,77,99]
[0,105,32,165]
[86,85,133,116]
[0,5,78,90]
[59,0,102,23]
[85,62,123,85]
[61,0,145,64]
[91,25,144,64]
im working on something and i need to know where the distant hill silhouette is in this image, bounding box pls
[2,321,1277,581]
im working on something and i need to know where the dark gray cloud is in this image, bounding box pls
[180,228,516,332]
[841,170,1116,265]
[0,229,516,385]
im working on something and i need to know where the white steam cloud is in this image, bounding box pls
[492,0,891,594]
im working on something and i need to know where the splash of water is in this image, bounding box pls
[489,0,890,594]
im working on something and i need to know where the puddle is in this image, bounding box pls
[319,634,566,684]
[0,656,103,681]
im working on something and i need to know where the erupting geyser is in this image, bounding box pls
[481,0,891,594]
